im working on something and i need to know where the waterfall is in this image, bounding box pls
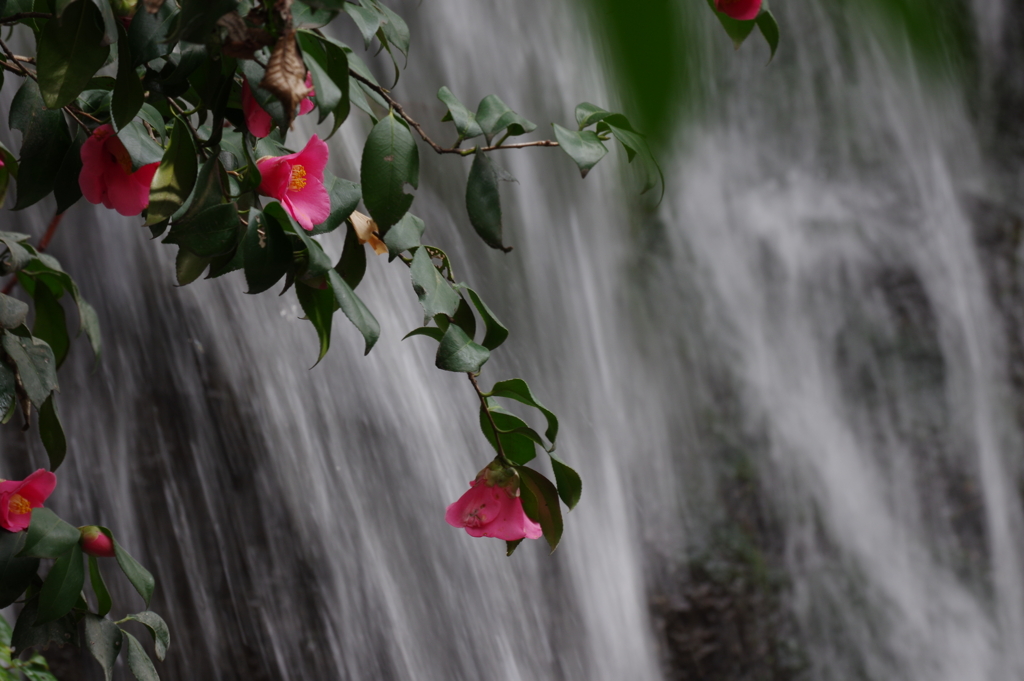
[3,0,1024,679]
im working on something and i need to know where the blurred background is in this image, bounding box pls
[4,0,1024,679]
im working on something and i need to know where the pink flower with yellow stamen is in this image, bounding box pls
[79,124,159,217]
[242,73,316,139]
[256,135,331,231]
[0,469,56,532]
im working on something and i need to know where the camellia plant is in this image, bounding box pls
[0,0,777,674]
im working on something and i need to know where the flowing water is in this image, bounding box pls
[3,1,1024,679]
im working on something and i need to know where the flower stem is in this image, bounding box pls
[468,373,512,467]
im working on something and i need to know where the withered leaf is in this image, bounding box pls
[260,30,309,129]
[349,210,387,255]
[217,12,273,59]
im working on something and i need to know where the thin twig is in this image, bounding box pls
[348,70,560,157]
[167,99,209,160]
[0,12,53,24]
[468,373,510,466]
[0,38,35,80]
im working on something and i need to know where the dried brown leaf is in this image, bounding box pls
[218,12,273,59]
[350,211,387,255]
[260,30,309,129]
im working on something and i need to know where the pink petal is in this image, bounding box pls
[286,182,331,231]
[242,81,274,138]
[105,165,145,216]
[715,0,761,21]
[17,469,56,506]
[256,156,293,201]
[295,135,329,178]
[80,130,114,206]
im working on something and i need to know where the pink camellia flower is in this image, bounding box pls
[714,0,761,20]
[445,464,542,541]
[0,469,57,532]
[242,73,316,138]
[256,135,331,231]
[79,124,159,217]
[79,525,116,557]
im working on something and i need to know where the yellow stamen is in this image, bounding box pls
[9,493,30,515]
[289,164,307,192]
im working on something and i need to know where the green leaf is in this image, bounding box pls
[327,269,379,355]
[756,8,780,63]
[57,0,118,46]
[124,611,169,661]
[88,555,112,618]
[382,212,423,261]
[10,597,78,655]
[291,0,336,29]
[308,174,360,236]
[127,2,176,66]
[410,246,458,318]
[516,466,562,552]
[372,0,409,57]
[118,121,165,171]
[0,530,38,608]
[77,298,102,361]
[437,87,483,140]
[264,202,332,278]
[487,378,558,444]
[83,614,121,681]
[53,125,87,214]
[36,543,84,624]
[336,223,366,290]
[0,293,29,329]
[0,232,34,272]
[402,326,443,342]
[600,120,664,200]
[103,529,154,606]
[124,631,160,681]
[147,117,198,225]
[465,288,508,351]
[175,154,229,221]
[112,23,145,132]
[0,363,15,425]
[9,81,72,211]
[0,143,17,210]
[296,30,350,135]
[295,281,334,365]
[37,0,111,110]
[2,331,58,408]
[164,204,240,258]
[343,3,380,48]
[33,284,69,369]
[172,0,236,42]
[451,296,476,340]
[466,151,510,251]
[174,249,210,286]
[706,0,757,47]
[475,95,536,140]
[242,208,291,295]
[360,111,419,233]
[505,539,523,557]
[19,508,81,559]
[574,102,615,129]
[549,454,581,510]
[38,395,67,471]
[435,323,489,373]
[138,104,167,143]
[552,124,608,178]
[479,405,536,465]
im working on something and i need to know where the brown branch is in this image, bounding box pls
[468,373,511,466]
[0,12,53,24]
[348,70,560,157]
[0,38,35,81]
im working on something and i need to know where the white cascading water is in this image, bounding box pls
[3,0,1024,679]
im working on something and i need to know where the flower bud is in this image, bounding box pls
[79,525,115,557]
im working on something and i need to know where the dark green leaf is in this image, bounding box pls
[0,293,29,329]
[33,284,69,369]
[343,3,379,48]
[19,508,81,559]
[119,121,165,171]
[382,212,423,261]
[574,102,614,129]
[549,454,581,510]
[516,466,562,551]
[176,153,229,221]
[2,331,58,408]
[308,174,360,236]
[552,124,608,178]
[264,202,332,278]
[0,362,15,422]
[291,0,336,29]
[10,597,78,654]
[138,104,167,142]
[401,326,443,342]
[242,208,291,294]
[36,543,84,624]
[0,530,38,608]
[164,204,240,258]
[10,80,72,211]
[505,539,523,557]
[372,0,409,58]
[466,151,510,251]
[0,232,33,272]
[336,223,366,290]
[39,395,67,471]
[37,0,111,110]
[172,0,236,42]
[295,281,334,365]
[487,378,559,444]
[327,269,379,355]
[53,125,86,213]
[296,31,349,134]
[360,111,419,233]
[174,248,211,286]
[124,611,169,661]
[601,120,664,200]
[465,288,508,351]
[147,117,198,225]
[437,87,483,140]
[435,323,489,373]
[451,296,476,340]
[706,0,757,47]
[83,614,121,681]
[112,23,145,132]
[61,0,117,46]
[124,631,160,681]
[77,298,102,361]
[479,405,536,465]
[0,142,16,210]
[475,94,536,140]
[756,9,779,62]
[88,555,112,618]
[103,528,154,606]
[410,246,458,318]
[127,2,176,66]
